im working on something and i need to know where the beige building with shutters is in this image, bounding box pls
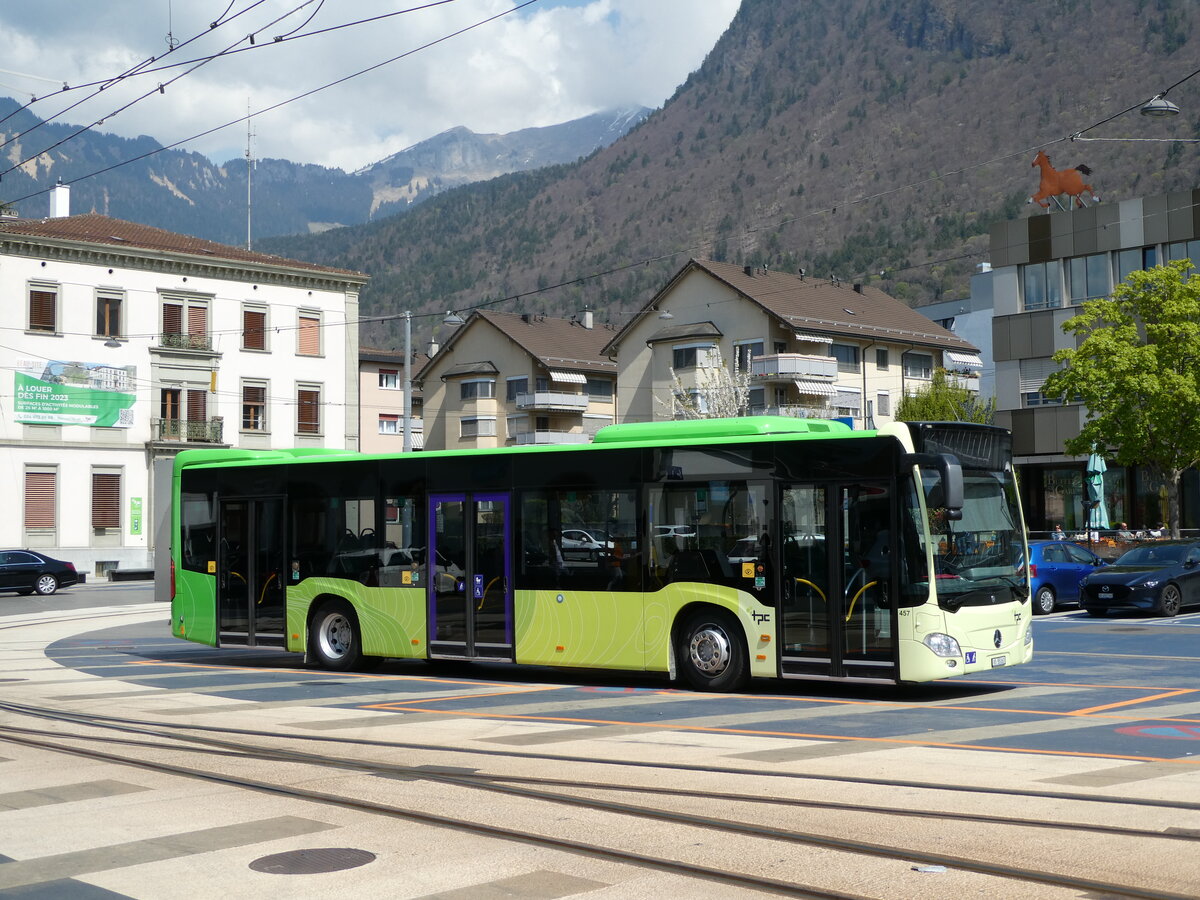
[0,207,365,579]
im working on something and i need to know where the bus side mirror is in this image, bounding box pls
[905,452,964,521]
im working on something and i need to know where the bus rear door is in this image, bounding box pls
[428,493,513,660]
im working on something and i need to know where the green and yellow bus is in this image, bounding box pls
[163,416,1032,690]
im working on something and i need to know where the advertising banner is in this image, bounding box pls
[15,358,137,427]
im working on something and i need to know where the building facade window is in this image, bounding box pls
[96,291,123,339]
[830,343,860,374]
[834,388,862,416]
[378,414,399,434]
[91,470,121,532]
[1020,260,1062,311]
[297,311,321,356]
[461,416,496,438]
[297,385,322,434]
[24,468,56,533]
[378,368,400,389]
[877,391,891,416]
[242,382,267,431]
[506,377,528,401]
[733,340,764,373]
[1167,239,1200,270]
[460,379,495,400]
[584,377,613,399]
[748,386,766,412]
[1020,358,1063,407]
[28,285,58,333]
[875,348,889,370]
[1116,247,1158,284]
[902,352,933,379]
[162,296,210,350]
[672,343,715,369]
[242,305,267,351]
[1067,253,1110,305]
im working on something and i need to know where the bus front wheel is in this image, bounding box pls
[310,600,364,671]
[677,609,749,692]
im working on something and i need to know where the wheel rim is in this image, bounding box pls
[1036,588,1054,613]
[36,575,56,594]
[688,624,731,676]
[317,613,353,660]
[1162,586,1182,616]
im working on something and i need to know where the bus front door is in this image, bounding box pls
[217,496,287,647]
[779,482,896,680]
[428,493,513,660]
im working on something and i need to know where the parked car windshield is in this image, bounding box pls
[1112,544,1187,567]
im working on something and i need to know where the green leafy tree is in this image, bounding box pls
[895,369,995,424]
[1042,260,1200,538]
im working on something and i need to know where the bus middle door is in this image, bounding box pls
[428,493,513,661]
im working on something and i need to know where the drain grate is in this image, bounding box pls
[249,847,376,875]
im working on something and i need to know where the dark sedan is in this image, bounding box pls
[1080,540,1200,617]
[1027,540,1107,614]
[0,550,78,596]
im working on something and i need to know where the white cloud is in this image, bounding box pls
[0,0,739,171]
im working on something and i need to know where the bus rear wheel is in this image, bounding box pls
[310,600,364,671]
[677,609,748,692]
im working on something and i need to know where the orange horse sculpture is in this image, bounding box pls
[1030,150,1097,209]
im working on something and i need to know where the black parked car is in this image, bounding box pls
[0,550,78,596]
[1079,540,1200,617]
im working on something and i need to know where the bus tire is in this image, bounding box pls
[677,609,749,692]
[310,600,364,671]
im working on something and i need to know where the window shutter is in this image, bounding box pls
[243,309,266,350]
[1019,358,1059,392]
[187,389,207,422]
[298,316,320,355]
[187,304,207,337]
[297,389,320,433]
[29,290,56,331]
[24,472,56,528]
[163,303,182,335]
[91,473,121,529]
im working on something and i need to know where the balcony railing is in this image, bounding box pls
[159,332,213,351]
[754,404,834,419]
[750,353,838,380]
[514,391,590,412]
[512,430,591,445]
[946,373,981,392]
[152,416,224,443]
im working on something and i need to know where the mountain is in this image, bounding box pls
[0,102,648,243]
[256,0,1200,348]
[360,108,650,220]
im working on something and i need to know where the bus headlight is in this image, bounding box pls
[1024,625,1033,646]
[922,632,962,658]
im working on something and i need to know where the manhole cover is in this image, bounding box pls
[249,848,376,875]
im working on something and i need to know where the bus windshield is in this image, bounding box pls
[917,466,1027,609]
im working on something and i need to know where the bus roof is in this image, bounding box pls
[174,416,867,472]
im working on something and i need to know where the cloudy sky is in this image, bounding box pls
[0,0,740,172]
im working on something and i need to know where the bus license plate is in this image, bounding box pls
[991,655,1006,668]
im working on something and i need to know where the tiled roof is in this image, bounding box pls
[605,258,978,355]
[476,310,618,372]
[0,213,365,279]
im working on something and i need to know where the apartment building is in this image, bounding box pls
[359,346,425,452]
[602,258,981,427]
[415,310,617,450]
[990,188,1200,532]
[0,207,366,577]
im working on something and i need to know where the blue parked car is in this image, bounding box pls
[1027,540,1106,615]
[1080,540,1200,617]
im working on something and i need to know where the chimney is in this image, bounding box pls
[582,306,594,329]
[521,313,532,324]
[49,181,70,218]
[743,265,754,276]
[426,338,440,357]
[853,283,863,294]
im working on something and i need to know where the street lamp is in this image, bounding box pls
[1141,93,1180,117]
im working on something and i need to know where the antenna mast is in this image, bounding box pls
[245,100,254,250]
